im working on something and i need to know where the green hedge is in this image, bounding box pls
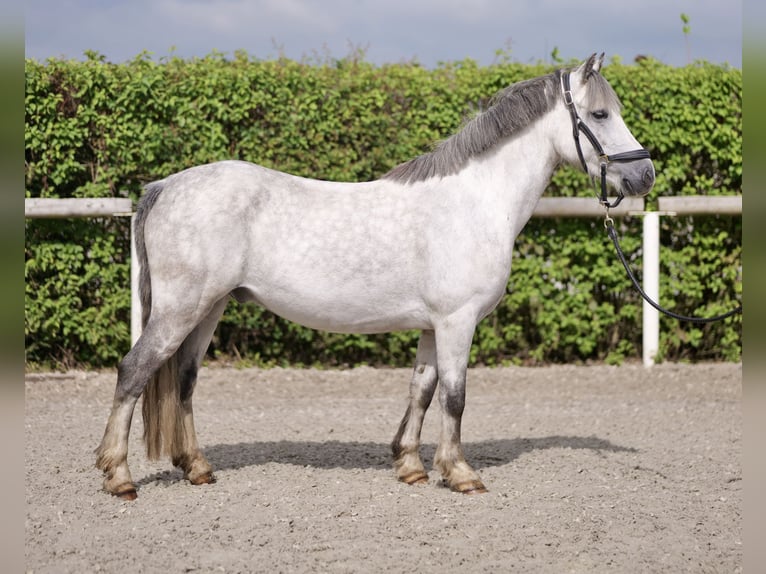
[24,52,742,368]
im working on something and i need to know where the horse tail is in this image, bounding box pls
[135,181,187,461]
[142,354,184,461]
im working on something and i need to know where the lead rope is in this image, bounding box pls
[602,208,742,323]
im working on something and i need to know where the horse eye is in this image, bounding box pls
[591,110,609,120]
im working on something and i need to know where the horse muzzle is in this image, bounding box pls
[620,160,655,197]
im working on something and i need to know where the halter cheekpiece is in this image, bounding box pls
[561,70,651,209]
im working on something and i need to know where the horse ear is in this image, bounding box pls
[579,52,605,82]
[594,52,605,72]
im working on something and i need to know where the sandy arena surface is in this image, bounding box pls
[25,363,741,573]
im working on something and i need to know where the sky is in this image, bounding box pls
[26,0,741,68]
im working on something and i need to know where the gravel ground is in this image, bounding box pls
[25,363,741,573]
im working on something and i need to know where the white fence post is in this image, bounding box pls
[642,212,660,367]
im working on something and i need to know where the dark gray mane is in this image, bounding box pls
[382,68,621,184]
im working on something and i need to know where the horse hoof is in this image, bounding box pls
[460,486,488,495]
[117,489,138,501]
[449,480,488,495]
[111,485,138,501]
[189,472,216,486]
[399,471,429,485]
[105,481,138,500]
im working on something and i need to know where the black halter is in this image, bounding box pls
[561,71,651,209]
[561,70,741,324]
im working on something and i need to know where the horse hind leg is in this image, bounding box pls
[95,320,189,500]
[391,330,438,485]
[96,294,227,499]
[161,297,229,486]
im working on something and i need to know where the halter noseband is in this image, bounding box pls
[561,70,651,209]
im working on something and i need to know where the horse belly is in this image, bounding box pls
[236,278,432,334]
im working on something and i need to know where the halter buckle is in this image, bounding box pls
[563,89,574,107]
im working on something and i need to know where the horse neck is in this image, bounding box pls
[462,111,562,237]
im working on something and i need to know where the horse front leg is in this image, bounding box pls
[391,330,438,485]
[433,319,487,494]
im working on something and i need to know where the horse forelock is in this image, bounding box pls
[584,71,623,112]
[383,73,559,184]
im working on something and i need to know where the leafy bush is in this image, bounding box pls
[25,53,741,368]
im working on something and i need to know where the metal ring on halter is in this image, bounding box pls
[603,210,614,230]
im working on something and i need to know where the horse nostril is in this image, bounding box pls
[622,178,634,194]
[643,168,655,187]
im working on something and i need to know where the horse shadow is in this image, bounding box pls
[137,435,637,487]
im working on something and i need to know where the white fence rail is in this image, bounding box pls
[24,197,134,218]
[25,195,741,367]
[532,197,644,217]
[658,195,742,216]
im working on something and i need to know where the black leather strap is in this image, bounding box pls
[605,219,742,323]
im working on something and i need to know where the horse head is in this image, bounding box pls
[561,53,655,203]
